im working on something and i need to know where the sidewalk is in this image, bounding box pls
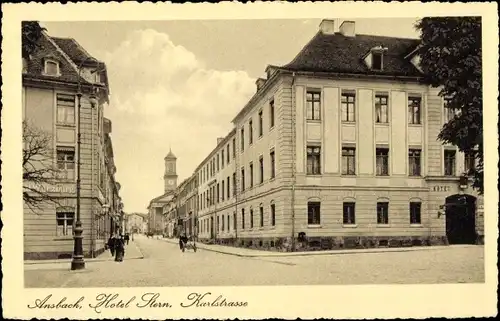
[24,240,144,270]
[160,238,476,258]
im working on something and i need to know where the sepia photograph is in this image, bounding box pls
[2,1,498,319]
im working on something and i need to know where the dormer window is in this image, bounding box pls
[43,59,60,76]
[372,52,383,71]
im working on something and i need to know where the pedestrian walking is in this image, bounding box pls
[107,234,116,256]
[124,233,130,245]
[115,235,125,262]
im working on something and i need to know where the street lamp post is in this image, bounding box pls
[71,58,99,271]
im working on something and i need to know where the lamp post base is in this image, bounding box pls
[71,222,85,270]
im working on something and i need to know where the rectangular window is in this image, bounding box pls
[233,212,236,230]
[269,99,275,128]
[232,173,236,196]
[343,202,356,225]
[241,208,245,229]
[259,156,264,183]
[216,183,220,203]
[408,96,422,125]
[249,119,253,144]
[221,180,225,201]
[241,168,245,191]
[375,95,389,123]
[227,176,230,199]
[259,206,264,227]
[57,148,75,180]
[444,98,459,123]
[464,152,476,174]
[250,209,254,229]
[307,202,321,225]
[216,154,220,172]
[249,162,254,188]
[232,138,236,158]
[56,211,74,236]
[341,147,356,175]
[258,110,263,137]
[376,148,389,176]
[410,202,421,224]
[227,144,230,163]
[270,150,276,179]
[240,128,245,151]
[444,149,456,176]
[377,202,389,224]
[306,146,321,175]
[271,203,276,226]
[372,52,383,70]
[227,215,230,232]
[341,92,356,122]
[56,94,75,124]
[306,91,321,120]
[221,150,225,169]
[409,149,421,176]
[221,214,224,231]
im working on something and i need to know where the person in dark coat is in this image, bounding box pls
[124,233,130,245]
[108,234,116,256]
[115,235,125,262]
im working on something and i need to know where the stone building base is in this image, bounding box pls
[199,235,450,252]
[24,247,107,260]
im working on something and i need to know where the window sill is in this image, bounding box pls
[54,237,73,241]
[408,124,423,127]
[306,119,322,123]
[410,224,423,227]
[375,122,390,126]
[307,224,322,229]
[376,224,391,228]
[269,126,275,132]
[341,174,357,177]
[342,224,357,228]
[56,123,76,128]
[306,173,322,176]
[375,174,390,177]
[342,121,356,125]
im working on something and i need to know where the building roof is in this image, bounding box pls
[23,32,110,98]
[164,148,176,160]
[281,31,421,77]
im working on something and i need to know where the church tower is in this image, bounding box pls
[163,149,178,193]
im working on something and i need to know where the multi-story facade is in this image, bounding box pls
[167,174,198,238]
[23,31,122,259]
[125,213,148,234]
[194,19,484,251]
[147,150,177,234]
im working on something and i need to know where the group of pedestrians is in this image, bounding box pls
[107,233,130,262]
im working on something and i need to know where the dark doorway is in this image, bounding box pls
[445,194,477,244]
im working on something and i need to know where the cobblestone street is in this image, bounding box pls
[24,234,484,288]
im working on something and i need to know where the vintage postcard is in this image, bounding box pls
[1,1,498,319]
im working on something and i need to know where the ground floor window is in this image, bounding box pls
[343,202,355,224]
[250,209,254,228]
[259,205,264,227]
[377,202,389,224]
[410,202,421,224]
[56,211,74,237]
[307,201,321,225]
[270,203,276,226]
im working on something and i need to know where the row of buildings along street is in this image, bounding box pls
[22,27,125,260]
[147,19,484,252]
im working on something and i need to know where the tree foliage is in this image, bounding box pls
[22,21,46,59]
[416,17,483,194]
[23,120,62,213]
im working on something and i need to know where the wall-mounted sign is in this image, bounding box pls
[25,182,76,194]
[432,185,451,192]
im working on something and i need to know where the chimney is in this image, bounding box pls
[255,78,266,91]
[319,19,336,35]
[217,137,224,145]
[339,21,355,37]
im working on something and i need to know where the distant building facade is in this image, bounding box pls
[125,213,148,233]
[23,31,122,259]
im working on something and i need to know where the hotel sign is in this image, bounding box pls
[25,182,76,194]
[432,185,451,192]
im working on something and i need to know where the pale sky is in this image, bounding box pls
[42,18,420,213]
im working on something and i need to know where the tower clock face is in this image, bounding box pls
[168,179,175,186]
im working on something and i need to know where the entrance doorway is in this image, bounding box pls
[445,194,477,244]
